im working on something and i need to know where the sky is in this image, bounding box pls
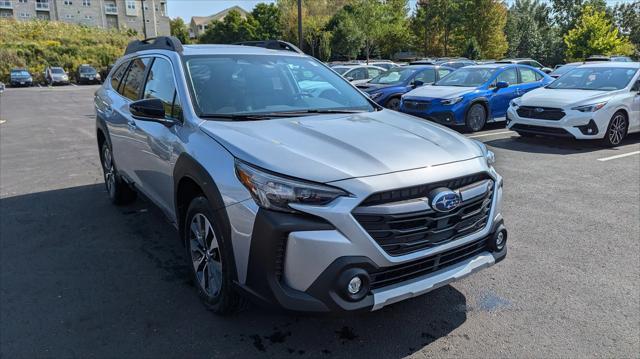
[167,0,636,22]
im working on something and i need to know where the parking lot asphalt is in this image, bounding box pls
[1,86,639,358]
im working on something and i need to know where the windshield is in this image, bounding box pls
[547,67,638,91]
[332,67,350,75]
[550,64,579,77]
[80,67,96,74]
[184,55,374,117]
[369,67,416,85]
[51,68,65,74]
[11,70,30,77]
[435,67,496,87]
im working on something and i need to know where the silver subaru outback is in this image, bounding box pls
[94,37,507,314]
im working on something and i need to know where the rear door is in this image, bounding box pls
[130,56,182,214]
[112,57,152,183]
[489,67,519,119]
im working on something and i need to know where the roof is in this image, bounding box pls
[331,65,386,70]
[191,6,248,26]
[576,62,639,69]
[466,63,515,69]
[181,44,306,57]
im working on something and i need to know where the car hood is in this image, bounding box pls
[11,74,31,79]
[199,110,483,183]
[357,83,405,93]
[520,88,612,107]
[404,85,475,99]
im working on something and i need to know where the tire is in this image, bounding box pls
[184,196,240,315]
[465,103,487,132]
[385,97,401,111]
[100,141,136,205]
[601,111,628,147]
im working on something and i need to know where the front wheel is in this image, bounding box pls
[385,97,401,111]
[185,196,241,315]
[465,103,487,132]
[601,111,628,147]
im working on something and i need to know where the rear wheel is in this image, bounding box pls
[601,111,628,147]
[100,141,136,205]
[385,97,401,111]
[465,103,487,132]
[185,196,240,315]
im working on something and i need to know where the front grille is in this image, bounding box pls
[353,173,493,256]
[370,236,489,289]
[403,100,429,111]
[511,123,573,137]
[516,106,565,120]
[274,236,287,281]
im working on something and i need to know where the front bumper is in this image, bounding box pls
[507,105,613,139]
[232,159,506,312]
[10,79,32,87]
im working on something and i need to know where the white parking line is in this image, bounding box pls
[597,151,640,162]
[70,83,78,87]
[467,131,514,139]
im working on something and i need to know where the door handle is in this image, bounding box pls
[127,120,136,131]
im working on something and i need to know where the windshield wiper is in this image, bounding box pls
[200,109,370,121]
[199,114,276,121]
[265,109,369,115]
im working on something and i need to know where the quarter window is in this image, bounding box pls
[143,58,178,119]
[437,69,452,79]
[496,68,518,86]
[121,57,151,100]
[110,61,130,92]
[519,68,538,83]
[367,67,382,79]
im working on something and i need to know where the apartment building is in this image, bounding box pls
[0,0,170,37]
[189,5,248,39]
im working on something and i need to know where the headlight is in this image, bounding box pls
[96,74,101,79]
[571,102,607,112]
[441,96,463,105]
[472,139,496,167]
[369,92,382,100]
[235,160,349,213]
[509,98,520,109]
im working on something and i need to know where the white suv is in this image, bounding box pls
[507,62,640,146]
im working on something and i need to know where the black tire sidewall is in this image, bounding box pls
[183,196,238,314]
[386,97,400,110]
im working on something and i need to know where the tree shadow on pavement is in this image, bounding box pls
[486,132,640,155]
[0,184,467,359]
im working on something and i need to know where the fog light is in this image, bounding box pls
[495,231,505,250]
[347,277,362,295]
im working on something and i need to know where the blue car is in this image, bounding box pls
[356,65,455,110]
[399,64,553,132]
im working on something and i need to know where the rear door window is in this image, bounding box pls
[414,69,436,84]
[519,67,539,83]
[496,68,518,86]
[110,61,130,92]
[367,67,382,78]
[120,57,151,100]
[437,68,452,79]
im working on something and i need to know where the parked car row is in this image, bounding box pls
[353,58,638,145]
[6,64,103,87]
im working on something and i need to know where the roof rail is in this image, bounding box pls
[234,40,304,54]
[124,36,183,55]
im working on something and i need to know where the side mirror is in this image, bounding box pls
[495,81,509,89]
[541,67,553,74]
[346,77,355,82]
[129,98,176,127]
[412,80,424,87]
[632,80,640,93]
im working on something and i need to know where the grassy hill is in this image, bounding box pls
[0,19,138,82]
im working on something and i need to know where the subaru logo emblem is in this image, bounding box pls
[534,107,544,113]
[430,188,461,213]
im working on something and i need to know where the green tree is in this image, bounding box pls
[169,17,190,44]
[564,5,635,61]
[458,0,508,59]
[199,10,257,44]
[612,1,639,56]
[377,0,412,59]
[351,0,386,61]
[462,37,482,59]
[552,0,607,33]
[326,6,364,60]
[252,3,282,40]
[505,0,559,63]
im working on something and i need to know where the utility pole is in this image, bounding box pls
[141,0,148,38]
[297,0,302,50]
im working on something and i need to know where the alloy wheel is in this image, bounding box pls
[468,104,486,131]
[102,145,116,197]
[189,213,223,298]
[608,114,626,145]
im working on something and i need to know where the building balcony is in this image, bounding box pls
[35,3,50,11]
[105,5,117,15]
[0,1,12,9]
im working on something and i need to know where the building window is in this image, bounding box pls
[64,13,74,19]
[84,14,92,19]
[18,0,26,3]
[82,0,90,6]
[126,1,135,10]
[63,0,72,5]
[19,11,30,17]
